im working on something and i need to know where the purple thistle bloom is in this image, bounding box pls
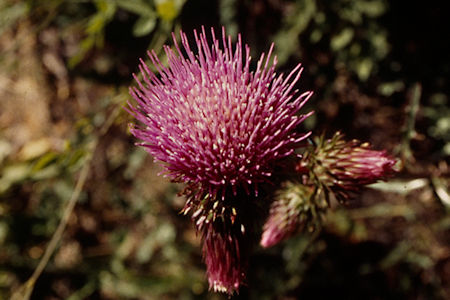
[127,27,313,294]
[297,132,399,202]
[127,27,313,200]
[260,182,327,248]
[261,132,399,248]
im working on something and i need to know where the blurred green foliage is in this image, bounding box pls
[0,0,28,36]
[424,93,450,155]
[273,0,389,81]
[0,0,448,299]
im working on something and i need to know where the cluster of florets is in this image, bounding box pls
[260,132,398,248]
[128,27,312,201]
[127,27,398,295]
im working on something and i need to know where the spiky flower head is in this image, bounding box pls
[127,27,313,295]
[261,132,398,248]
[260,181,328,248]
[127,27,313,200]
[298,132,399,202]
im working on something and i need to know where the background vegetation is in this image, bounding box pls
[0,0,449,299]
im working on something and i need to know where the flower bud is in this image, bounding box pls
[260,182,328,248]
[299,132,399,202]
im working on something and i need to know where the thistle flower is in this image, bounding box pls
[260,181,328,248]
[127,27,313,200]
[261,132,398,248]
[127,27,313,294]
[298,132,399,202]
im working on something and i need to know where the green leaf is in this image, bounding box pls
[132,16,156,37]
[18,139,52,161]
[86,14,105,35]
[356,0,387,18]
[331,28,354,51]
[155,0,182,21]
[0,164,30,193]
[30,165,60,180]
[377,81,405,96]
[95,0,117,19]
[355,57,373,81]
[115,0,155,16]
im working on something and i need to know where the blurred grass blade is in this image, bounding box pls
[133,15,156,37]
[400,83,422,164]
[431,177,450,208]
[369,178,428,195]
